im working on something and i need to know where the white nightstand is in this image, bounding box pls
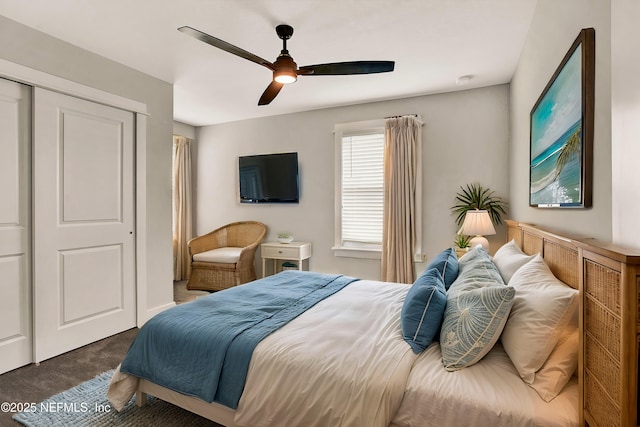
[261,241,312,277]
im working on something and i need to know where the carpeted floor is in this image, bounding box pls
[0,281,210,427]
[174,279,210,304]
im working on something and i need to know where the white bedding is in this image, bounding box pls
[234,279,417,427]
[109,277,579,427]
[390,341,579,427]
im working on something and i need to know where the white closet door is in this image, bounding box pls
[33,87,136,362]
[0,79,31,374]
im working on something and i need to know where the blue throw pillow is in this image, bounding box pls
[440,247,515,370]
[401,268,447,354]
[422,247,459,290]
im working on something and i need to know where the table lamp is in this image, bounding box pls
[460,209,495,252]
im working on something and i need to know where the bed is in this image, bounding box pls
[108,221,640,427]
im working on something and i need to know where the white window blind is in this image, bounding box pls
[341,132,384,245]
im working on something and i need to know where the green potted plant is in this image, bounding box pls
[451,183,508,227]
[453,233,471,257]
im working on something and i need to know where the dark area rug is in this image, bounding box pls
[12,370,221,427]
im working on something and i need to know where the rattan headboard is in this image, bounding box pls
[506,220,579,289]
[506,219,640,427]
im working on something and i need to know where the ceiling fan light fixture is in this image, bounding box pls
[273,53,298,84]
[274,69,297,84]
[178,24,394,105]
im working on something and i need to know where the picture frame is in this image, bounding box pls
[529,28,595,208]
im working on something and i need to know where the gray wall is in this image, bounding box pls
[196,85,510,280]
[0,15,174,312]
[611,0,640,247]
[509,0,613,241]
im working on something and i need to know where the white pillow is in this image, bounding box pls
[530,323,578,401]
[492,239,536,284]
[530,289,579,401]
[500,254,578,384]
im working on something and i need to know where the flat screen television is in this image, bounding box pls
[239,152,299,203]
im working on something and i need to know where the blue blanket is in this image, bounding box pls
[120,270,358,409]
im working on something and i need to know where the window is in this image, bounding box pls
[334,120,385,259]
[333,118,424,262]
[341,132,384,244]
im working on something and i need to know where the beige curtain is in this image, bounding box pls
[172,135,193,281]
[381,116,422,283]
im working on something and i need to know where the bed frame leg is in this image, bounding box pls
[136,390,148,407]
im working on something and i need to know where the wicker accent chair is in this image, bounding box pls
[186,221,267,291]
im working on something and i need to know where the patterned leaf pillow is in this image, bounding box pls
[440,247,515,371]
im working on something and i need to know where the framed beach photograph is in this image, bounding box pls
[529,28,595,208]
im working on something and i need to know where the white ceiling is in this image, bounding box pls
[0,0,537,126]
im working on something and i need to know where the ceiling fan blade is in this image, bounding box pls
[178,26,274,70]
[258,81,285,105]
[298,61,395,76]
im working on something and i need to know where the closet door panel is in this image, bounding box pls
[33,87,136,362]
[0,78,32,374]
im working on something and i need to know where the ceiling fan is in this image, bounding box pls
[178,24,395,106]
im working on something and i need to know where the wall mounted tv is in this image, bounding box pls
[239,152,299,203]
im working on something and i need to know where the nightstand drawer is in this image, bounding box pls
[261,242,312,277]
[261,245,300,259]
